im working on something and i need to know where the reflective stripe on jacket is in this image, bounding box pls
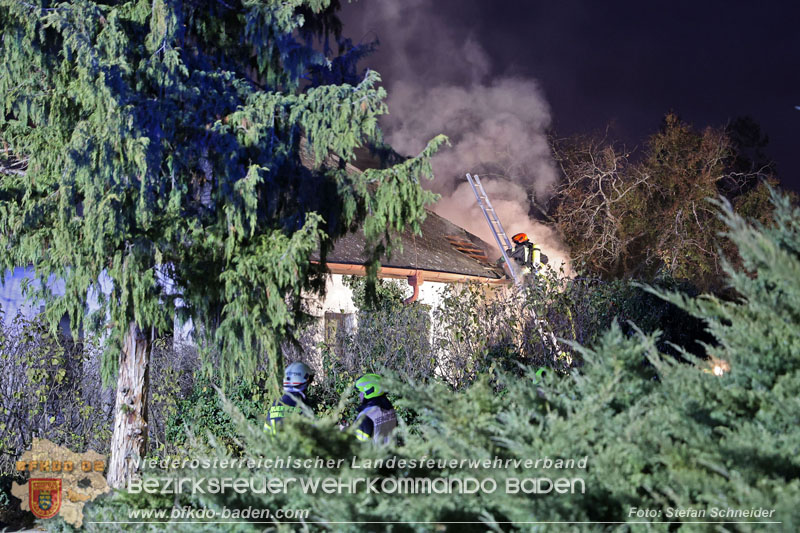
[354,396,397,444]
[507,242,545,273]
[264,392,310,435]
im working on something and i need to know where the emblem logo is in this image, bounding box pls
[29,478,62,519]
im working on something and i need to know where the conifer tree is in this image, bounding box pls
[0,0,443,487]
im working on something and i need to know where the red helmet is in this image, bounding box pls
[512,233,529,244]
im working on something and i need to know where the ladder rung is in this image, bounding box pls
[467,172,518,285]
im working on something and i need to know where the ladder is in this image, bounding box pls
[466,173,563,360]
[466,173,519,284]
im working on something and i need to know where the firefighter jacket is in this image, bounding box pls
[509,242,534,267]
[264,392,314,435]
[507,243,549,272]
[354,395,397,444]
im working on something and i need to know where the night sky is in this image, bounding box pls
[341,0,800,192]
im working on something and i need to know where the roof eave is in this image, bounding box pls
[315,261,511,286]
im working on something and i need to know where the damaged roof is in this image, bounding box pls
[313,208,505,280]
[301,139,505,280]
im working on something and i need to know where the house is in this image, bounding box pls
[2,209,507,343]
[306,205,510,346]
[304,142,510,317]
[0,268,73,332]
[1,143,511,339]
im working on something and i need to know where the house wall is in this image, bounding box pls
[3,267,502,358]
[297,273,453,373]
[1,267,72,335]
[299,274,510,383]
[305,273,451,319]
[1,267,38,324]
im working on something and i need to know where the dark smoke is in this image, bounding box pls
[342,0,571,271]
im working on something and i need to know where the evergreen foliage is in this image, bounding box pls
[0,0,447,486]
[52,190,800,531]
[0,0,445,389]
[566,275,712,359]
[342,274,408,310]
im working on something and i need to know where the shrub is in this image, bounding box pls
[567,275,712,358]
[0,316,111,475]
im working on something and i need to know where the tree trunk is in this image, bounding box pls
[106,322,151,489]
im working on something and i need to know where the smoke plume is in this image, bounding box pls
[344,0,571,273]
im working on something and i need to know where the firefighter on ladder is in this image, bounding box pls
[507,233,548,276]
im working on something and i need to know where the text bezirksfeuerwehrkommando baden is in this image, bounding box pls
[128,455,589,496]
[128,475,586,496]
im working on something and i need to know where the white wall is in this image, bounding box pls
[304,273,451,318]
[1,267,464,350]
[0,267,68,326]
[306,274,359,317]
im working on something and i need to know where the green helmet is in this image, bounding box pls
[355,373,385,399]
[283,361,313,392]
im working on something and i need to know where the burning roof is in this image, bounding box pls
[311,208,505,281]
[300,139,507,283]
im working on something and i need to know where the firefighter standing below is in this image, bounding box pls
[507,232,548,275]
[353,374,397,444]
[264,361,315,435]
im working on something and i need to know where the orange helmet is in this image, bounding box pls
[512,233,529,244]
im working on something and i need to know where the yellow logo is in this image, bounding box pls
[11,439,110,527]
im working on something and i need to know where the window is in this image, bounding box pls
[324,312,355,354]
